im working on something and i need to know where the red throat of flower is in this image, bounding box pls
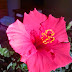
[41,29,55,44]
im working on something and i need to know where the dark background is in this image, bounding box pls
[20,0,72,24]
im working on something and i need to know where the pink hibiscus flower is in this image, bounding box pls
[6,8,72,72]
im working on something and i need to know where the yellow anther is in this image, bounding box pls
[41,29,55,44]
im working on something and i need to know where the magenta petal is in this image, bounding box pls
[52,42,72,67]
[26,42,72,72]
[23,8,47,34]
[41,14,59,30]
[54,17,68,42]
[41,14,68,42]
[26,51,57,72]
[6,20,37,63]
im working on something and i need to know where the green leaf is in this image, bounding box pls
[19,63,28,71]
[7,62,12,70]
[21,63,27,69]
[66,24,72,30]
[16,65,20,69]
[0,47,14,57]
[12,63,16,70]
[4,52,10,57]
[17,58,20,62]
[7,62,17,70]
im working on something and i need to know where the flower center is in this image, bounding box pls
[41,29,55,44]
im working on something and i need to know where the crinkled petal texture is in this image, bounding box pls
[26,51,57,72]
[26,43,72,72]
[6,20,37,63]
[6,9,72,72]
[41,14,68,42]
[23,8,47,34]
[52,43,72,67]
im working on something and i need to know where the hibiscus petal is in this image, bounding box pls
[26,51,58,72]
[41,14,68,42]
[40,14,59,31]
[6,20,37,63]
[52,42,72,67]
[25,42,72,72]
[23,8,47,34]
